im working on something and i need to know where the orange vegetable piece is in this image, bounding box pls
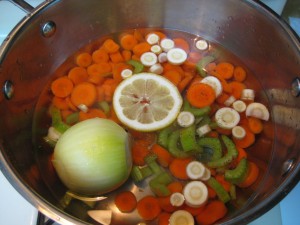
[70,82,97,107]
[158,212,171,225]
[178,75,194,93]
[75,52,92,67]
[173,38,190,53]
[133,29,145,42]
[112,63,132,82]
[215,62,234,80]
[79,108,107,121]
[137,196,161,221]
[68,67,89,85]
[232,147,248,166]
[122,50,132,61]
[131,140,151,166]
[187,51,202,63]
[151,144,173,167]
[186,83,216,108]
[114,191,137,213]
[229,81,246,99]
[169,158,192,180]
[215,174,231,192]
[120,34,138,50]
[163,70,182,86]
[65,97,78,111]
[51,76,74,98]
[247,117,263,134]
[87,62,112,77]
[183,204,206,216]
[52,96,69,110]
[233,66,247,82]
[102,38,120,53]
[196,200,227,225]
[132,42,151,57]
[109,51,124,63]
[92,49,109,63]
[158,196,177,213]
[167,181,183,194]
[88,73,105,85]
[238,161,259,188]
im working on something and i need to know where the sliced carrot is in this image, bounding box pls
[131,140,151,166]
[207,131,219,138]
[205,62,217,73]
[158,212,171,225]
[207,185,217,199]
[163,63,184,75]
[186,83,216,108]
[92,49,109,63]
[132,42,151,57]
[68,67,89,85]
[158,196,177,213]
[215,62,234,80]
[133,29,145,42]
[151,144,173,167]
[137,196,161,221]
[233,66,247,82]
[79,108,107,121]
[210,71,232,93]
[122,50,132,61]
[115,191,137,213]
[196,200,227,225]
[216,92,230,105]
[87,62,112,77]
[51,76,74,98]
[65,97,78,111]
[232,147,248,166]
[173,38,190,53]
[238,161,259,188]
[96,85,105,102]
[233,125,255,148]
[183,204,206,216]
[169,158,192,180]
[216,127,232,136]
[88,73,105,85]
[247,117,263,134]
[215,174,231,192]
[229,81,246,99]
[182,61,197,73]
[178,75,194,93]
[70,82,97,107]
[102,38,120,54]
[109,51,124,63]
[163,70,182,86]
[167,181,183,194]
[61,109,73,121]
[75,52,92,67]
[102,79,119,102]
[52,96,69,110]
[120,34,138,50]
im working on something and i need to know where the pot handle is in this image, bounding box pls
[7,0,35,13]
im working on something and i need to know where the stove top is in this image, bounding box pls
[0,1,299,225]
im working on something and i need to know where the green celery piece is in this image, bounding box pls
[230,184,237,200]
[145,154,162,174]
[198,137,223,160]
[207,177,231,203]
[196,55,216,77]
[225,158,249,184]
[97,101,110,115]
[66,112,79,125]
[206,135,238,168]
[167,130,191,158]
[149,172,173,196]
[51,107,70,133]
[131,165,144,182]
[183,99,211,117]
[127,59,144,74]
[180,124,199,152]
[197,115,211,127]
[157,124,177,148]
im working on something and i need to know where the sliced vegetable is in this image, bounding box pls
[120,68,133,79]
[140,52,158,66]
[195,39,209,51]
[177,111,195,127]
[196,55,215,77]
[114,191,137,212]
[246,102,270,121]
[225,158,249,184]
[50,107,70,133]
[215,62,234,80]
[186,161,206,180]
[149,63,164,74]
[160,38,175,52]
[169,210,194,225]
[183,181,208,207]
[198,137,222,161]
[206,177,230,203]
[186,83,216,108]
[200,76,223,97]
[232,100,247,112]
[149,172,173,196]
[167,48,188,65]
[195,200,227,225]
[170,192,185,207]
[215,107,240,129]
[131,165,153,182]
[169,157,192,180]
[127,59,144,73]
[158,124,177,148]
[168,130,191,158]
[183,100,211,117]
[180,124,200,152]
[137,196,161,220]
[223,95,236,106]
[151,45,163,54]
[196,124,211,137]
[158,52,168,63]
[51,76,74,98]
[146,33,160,45]
[241,89,255,101]
[232,126,246,140]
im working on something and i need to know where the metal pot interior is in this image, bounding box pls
[0,0,299,224]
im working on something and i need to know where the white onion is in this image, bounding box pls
[52,118,132,196]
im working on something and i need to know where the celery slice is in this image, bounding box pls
[207,177,231,203]
[180,124,199,152]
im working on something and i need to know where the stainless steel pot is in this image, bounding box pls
[0,0,299,224]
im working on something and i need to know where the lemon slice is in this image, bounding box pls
[113,73,183,132]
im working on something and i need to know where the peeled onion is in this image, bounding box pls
[52,118,132,196]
